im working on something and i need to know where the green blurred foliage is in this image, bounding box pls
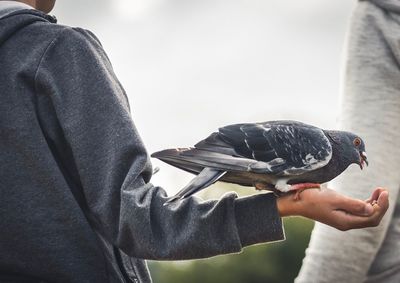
[148,184,314,283]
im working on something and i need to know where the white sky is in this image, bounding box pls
[53,0,356,194]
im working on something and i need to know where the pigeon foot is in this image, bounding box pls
[290,183,321,201]
[255,182,286,197]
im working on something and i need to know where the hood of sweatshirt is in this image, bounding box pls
[0,7,57,47]
[0,1,32,16]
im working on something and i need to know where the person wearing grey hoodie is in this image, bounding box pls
[296,1,400,282]
[0,0,389,282]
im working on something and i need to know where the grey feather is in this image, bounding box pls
[163,168,226,205]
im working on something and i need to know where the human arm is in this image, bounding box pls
[34,27,285,260]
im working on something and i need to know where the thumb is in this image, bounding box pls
[337,197,374,216]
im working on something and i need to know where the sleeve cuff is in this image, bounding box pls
[234,192,285,247]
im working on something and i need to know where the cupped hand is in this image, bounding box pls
[276,187,389,231]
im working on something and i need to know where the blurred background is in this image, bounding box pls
[54,0,355,282]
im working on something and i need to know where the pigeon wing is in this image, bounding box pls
[218,121,332,175]
[152,147,272,174]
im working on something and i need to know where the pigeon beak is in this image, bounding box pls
[360,151,368,170]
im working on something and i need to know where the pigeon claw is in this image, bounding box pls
[290,183,321,201]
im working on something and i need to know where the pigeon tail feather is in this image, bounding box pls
[164,167,226,205]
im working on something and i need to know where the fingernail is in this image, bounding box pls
[364,204,374,215]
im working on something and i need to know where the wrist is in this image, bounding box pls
[276,194,300,217]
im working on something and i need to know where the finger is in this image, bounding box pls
[336,197,374,216]
[337,191,389,230]
[365,188,380,203]
[332,210,378,230]
[365,187,386,203]
[376,190,389,211]
[330,210,364,230]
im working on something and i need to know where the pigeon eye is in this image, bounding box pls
[353,138,361,147]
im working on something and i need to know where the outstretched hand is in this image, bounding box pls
[276,187,389,231]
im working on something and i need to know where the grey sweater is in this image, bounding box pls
[0,6,284,283]
[296,0,400,282]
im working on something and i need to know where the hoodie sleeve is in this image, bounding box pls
[34,27,284,260]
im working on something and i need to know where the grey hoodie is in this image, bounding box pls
[0,6,284,283]
[368,0,400,13]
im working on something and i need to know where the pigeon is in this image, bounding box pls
[151,120,368,204]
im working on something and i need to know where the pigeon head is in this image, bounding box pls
[326,131,368,170]
[348,134,368,169]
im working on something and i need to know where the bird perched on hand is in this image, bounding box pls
[151,120,368,204]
